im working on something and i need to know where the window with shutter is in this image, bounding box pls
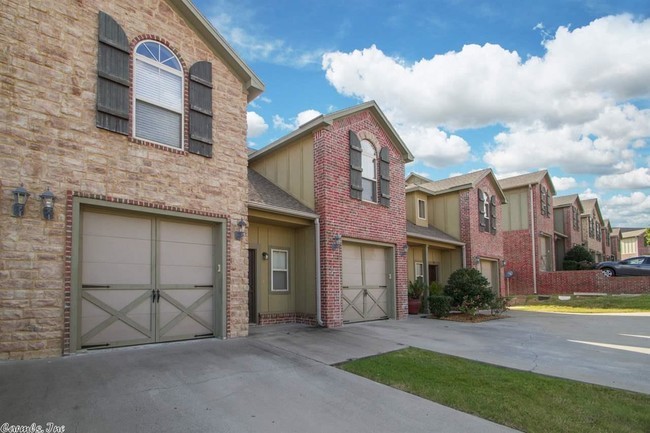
[188,61,213,157]
[540,185,547,216]
[133,41,183,148]
[96,12,130,134]
[349,131,363,200]
[490,195,497,234]
[379,147,390,207]
[361,140,377,202]
[478,188,487,232]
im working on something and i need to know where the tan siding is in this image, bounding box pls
[406,194,416,223]
[440,249,462,285]
[294,226,316,314]
[250,135,315,208]
[553,208,565,234]
[503,189,529,231]
[430,193,460,239]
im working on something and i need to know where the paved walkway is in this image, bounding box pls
[3,310,648,432]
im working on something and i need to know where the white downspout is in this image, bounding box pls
[529,185,537,294]
[315,217,323,326]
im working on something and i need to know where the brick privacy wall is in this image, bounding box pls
[257,312,317,326]
[314,110,408,328]
[0,0,250,359]
[503,180,555,294]
[460,175,505,294]
[538,271,650,295]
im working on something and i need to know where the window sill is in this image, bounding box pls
[129,136,188,155]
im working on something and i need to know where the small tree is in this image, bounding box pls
[564,245,594,263]
[645,228,650,246]
[444,268,494,313]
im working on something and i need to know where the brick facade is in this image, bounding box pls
[460,176,505,293]
[314,110,408,327]
[1,1,253,359]
[503,177,555,294]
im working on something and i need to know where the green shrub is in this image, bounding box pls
[408,279,426,300]
[565,245,594,263]
[562,260,578,270]
[429,281,444,296]
[489,297,510,315]
[444,268,495,309]
[429,295,452,318]
[577,260,595,270]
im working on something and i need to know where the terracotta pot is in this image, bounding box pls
[408,298,422,315]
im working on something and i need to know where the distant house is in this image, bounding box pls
[405,169,506,294]
[610,227,621,261]
[249,101,414,326]
[499,170,556,294]
[618,228,650,259]
[602,219,614,261]
[580,199,605,262]
[553,194,584,269]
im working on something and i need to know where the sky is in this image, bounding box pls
[194,0,650,228]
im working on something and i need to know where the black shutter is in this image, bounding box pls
[188,61,213,157]
[490,195,497,234]
[478,188,486,232]
[379,147,390,207]
[540,185,547,216]
[96,11,130,135]
[349,131,363,200]
[545,188,551,216]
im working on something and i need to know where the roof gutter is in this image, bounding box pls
[247,202,318,220]
[406,232,465,247]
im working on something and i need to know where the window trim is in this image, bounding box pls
[360,139,377,203]
[417,199,426,220]
[132,40,185,150]
[270,248,289,293]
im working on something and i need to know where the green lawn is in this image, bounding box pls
[510,294,650,313]
[340,348,650,433]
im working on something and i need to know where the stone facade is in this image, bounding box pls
[314,110,408,327]
[1,0,254,359]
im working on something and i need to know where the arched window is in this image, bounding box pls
[133,41,183,148]
[361,140,377,201]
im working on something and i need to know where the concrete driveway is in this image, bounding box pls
[2,311,648,432]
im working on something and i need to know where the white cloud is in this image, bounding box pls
[595,168,650,189]
[552,176,578,191]
[247,111,268,138]
[398,125,471,168]
[273,109,323,131]
[579,188,600,200]
[322,15,650,172]
[601,192,650,226]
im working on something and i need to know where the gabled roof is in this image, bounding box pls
[168,0,264,102]
[498,170,556,195]
[249,101,414,163]
[405,172,433,186]
[620,228,647,238]
[406,221,465,246]
[248,169,317,219]
[603,219,612,232]
[580,198,604,223]
[553,194,583,212]
[406,168,507,202]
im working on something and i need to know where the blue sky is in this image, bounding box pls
[195,0,650,227]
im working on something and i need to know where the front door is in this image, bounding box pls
[342,243,391,323]
[78,211,216,349]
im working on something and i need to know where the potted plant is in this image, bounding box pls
[407,279,425,314]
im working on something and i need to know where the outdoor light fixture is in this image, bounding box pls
[234,218,246,240]
[39,187,56,220]
[332,234,342,250]
[501,259,507,267]
[473,255,481,266]
[11,184,30,218]
[262,252,269,260]
[401,244,409,256]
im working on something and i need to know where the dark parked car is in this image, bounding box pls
[595,256,650,277]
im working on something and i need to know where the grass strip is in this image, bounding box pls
[512,294,650,313]
[340,347,650,433]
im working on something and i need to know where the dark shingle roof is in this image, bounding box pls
[499,170,556,195]
[248,169,316,217]
[406,221,464,246]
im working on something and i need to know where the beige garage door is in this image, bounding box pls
[342,243,391,323]
[79,211,216,349]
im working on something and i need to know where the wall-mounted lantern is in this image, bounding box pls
[331,234,342,250]
[501,259,507,267]
[12,184,30,218]
[39,187,56,220]
[401,244,409,256]
[473,255,481,266]
[262,252,269,260]
[234,218,247,240]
